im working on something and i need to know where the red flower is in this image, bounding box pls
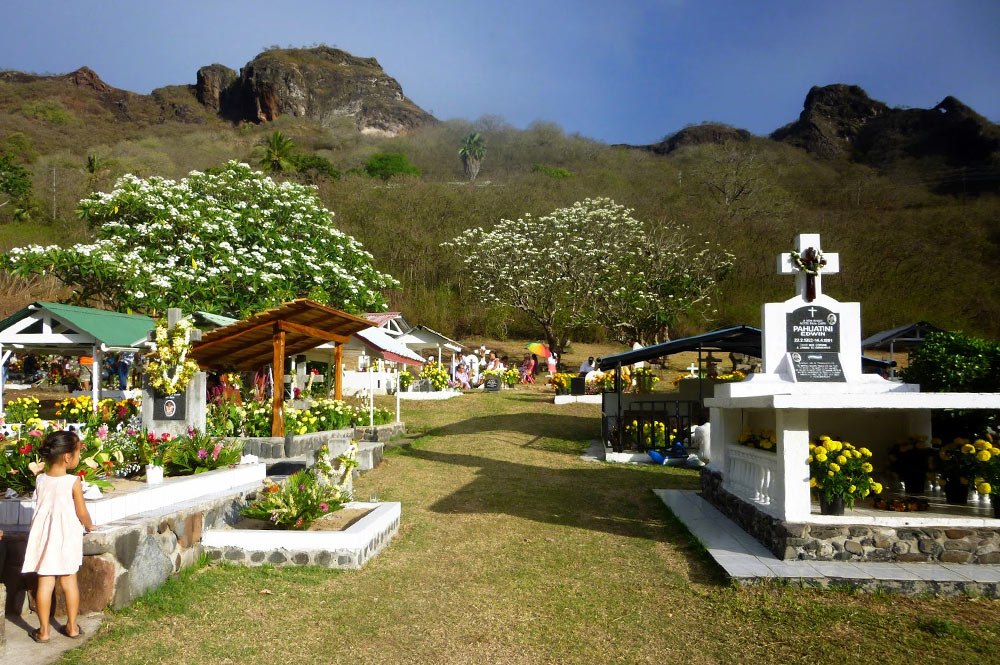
[147,432,156,443]
[77,470,86,478]
[18,443,32,455]
[160,432,172,442]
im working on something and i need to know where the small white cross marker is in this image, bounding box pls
[686,362,699,376]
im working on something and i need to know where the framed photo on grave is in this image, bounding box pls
[153,391,186,420]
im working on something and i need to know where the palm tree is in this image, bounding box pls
[255,131,296,173]
[458,133,486,182]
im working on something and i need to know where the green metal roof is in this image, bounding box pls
[193,311,239,329]
[0,302,155,348]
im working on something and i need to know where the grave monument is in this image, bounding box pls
[141,308,206,437]
[702,234,1000,562]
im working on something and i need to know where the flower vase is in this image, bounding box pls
[146,464,164,485]
[902,473,926,494]
[944,481,968,505]
[819,494,845,516]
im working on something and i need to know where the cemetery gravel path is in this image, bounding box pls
[61,391,1000,665]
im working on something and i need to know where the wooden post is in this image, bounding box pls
[334,342,343,401]
[271,325,285,437]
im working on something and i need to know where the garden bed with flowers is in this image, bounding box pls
[202,443,401,568]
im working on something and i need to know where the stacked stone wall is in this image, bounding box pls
[700,468,1000,564]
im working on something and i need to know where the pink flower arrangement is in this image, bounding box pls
[211,442,222,461]
[197,449,209,460]
[319,502,329,512]
[97,424,109,441]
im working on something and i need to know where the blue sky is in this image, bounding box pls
[2,1,998,144]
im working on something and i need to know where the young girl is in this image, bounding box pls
[21,430,96,643]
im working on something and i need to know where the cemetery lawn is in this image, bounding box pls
[63,389,999,665]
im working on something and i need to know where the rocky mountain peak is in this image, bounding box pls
[195,46,435,135]
[771,84,889,158]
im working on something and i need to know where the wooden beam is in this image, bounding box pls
[277,320,350,344]
[190,320,275,356]
[271,326,285,438]
[334,342,343,401]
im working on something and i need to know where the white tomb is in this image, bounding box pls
[705,233,1000,523]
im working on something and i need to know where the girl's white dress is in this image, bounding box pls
[21,473,84,575]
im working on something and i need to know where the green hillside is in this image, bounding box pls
[1,69,998,343]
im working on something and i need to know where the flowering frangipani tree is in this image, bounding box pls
[1,162,397,317]
[444,198,731,357]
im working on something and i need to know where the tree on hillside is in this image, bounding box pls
[254,131,296,173]
[459,133,486,182]
[0,161,398,317]
[0,153,33,221]
[290,154,340,184]
[443,198,731,357]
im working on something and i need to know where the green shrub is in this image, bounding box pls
[532,164,572,178]
[364,152,421,180]
[21,100,77,126]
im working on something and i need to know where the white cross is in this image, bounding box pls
[777,233,840,301]
[686,362,699,376]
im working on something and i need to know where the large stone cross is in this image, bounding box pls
[777,233,840,302]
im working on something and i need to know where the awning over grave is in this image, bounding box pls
[0,302,155,415]
[861,321,946,351]
[354,327,425,367]
[596,326,763,371]
[597,325,895,373]
[0,301,154,352]
[187,299,374,437]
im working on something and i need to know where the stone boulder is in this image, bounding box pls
[228,46,435,135]
[196,63,239,112]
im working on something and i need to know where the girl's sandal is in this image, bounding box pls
[29,629,50,643]
[62,626,85,639]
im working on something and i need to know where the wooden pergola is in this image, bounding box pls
[187,299,374,437]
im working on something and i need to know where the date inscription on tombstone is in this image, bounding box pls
[787,305,839,353]
[789,352,845,382]
[153,392,186,420]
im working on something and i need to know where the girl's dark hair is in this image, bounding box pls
[39,431,81,463]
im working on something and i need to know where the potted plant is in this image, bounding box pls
[736,428,777,453]
[887,435,937,493]
[398,369,413,392]
[632,367,659,394]
[547,373,573,395]
[934,437,981,504]
[808,436,882,515]
[141,431,170,484]
[969,436,1000,517]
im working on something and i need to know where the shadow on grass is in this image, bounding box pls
[400,446,701,542]
[419,411,599,451]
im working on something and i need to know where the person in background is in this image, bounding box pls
[118,351,135,390]
[632,340,645,369]
[485,352,500,373]
[454,363,471,389]
[547,352,558,375]
[499,355,509,372]
[531,353,541,377]
[78,356,93,391]
[519,354,535,383]
[579,356,595,375]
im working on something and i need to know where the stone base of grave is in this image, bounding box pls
[398,390,462,400]
[354,422,405,443]
[2,484,257,617]
[236,428,354,459]
[700,467,1000,564]
[202,501,400,569]
[553,394,602,404]
[356,441,384,472]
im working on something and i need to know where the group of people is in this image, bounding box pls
[9,351,138,392]
[448,348,560,390]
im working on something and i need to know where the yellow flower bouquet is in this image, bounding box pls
[808,435,881,514]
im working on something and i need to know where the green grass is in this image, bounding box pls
[60,390,1000,664]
